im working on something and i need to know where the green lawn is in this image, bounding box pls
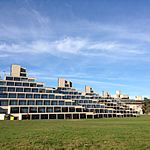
[0,116,150,150]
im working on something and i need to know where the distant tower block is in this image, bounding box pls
[58,78,72,88]
[85,85,93,93]
[11,64,27,77]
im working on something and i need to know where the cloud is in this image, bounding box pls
[0,36,145,58]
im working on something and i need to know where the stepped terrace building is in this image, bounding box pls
[0,64,139,120]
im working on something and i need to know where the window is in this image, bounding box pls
[49,94,54,99]
[6,77,13,80]
[46,107,53,112]
[26,94,33,98]
[18,93,25,98]
[9,93,16,98]
[14,77,20,81]
[59,101,64,105]
[23,83,29,86]
[76,108,82,112]
[11,107,19,113]
[0,100,8,106]
[38,107,45,113]
[19,100,26,105]
[41,94,48,99]
[29,107,37,113]
[32,88,38,92]
[20,107,28,113]
[0,93,7,98]
[27,100,35,105]
[44,100,50,105]
[65,102,71,105]
[54,107,61,112]
[37,84,43,87]
[34,94,40,99]
[51,101,57,105]
[8,87,15,92]
[10,100,18,105]
[16,88,23,92]
[30,83,36,87]
[36,100,43,105]
[39,89,45,93]
[46,90,52,93]
[69,107,75,112]
[15,82,22,86]
[0,87,6,92]
[21,68,26,72]
[7,82,14,86]
[0,81,6,85]
[56,96,61,99]
[62,107,68,112]
[24,88,31,92]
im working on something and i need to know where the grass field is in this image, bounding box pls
[0,116,150,150]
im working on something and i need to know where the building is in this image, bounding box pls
[0,64,139,120]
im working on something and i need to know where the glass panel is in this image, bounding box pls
[27,100,35,105]
[26,94,33,98]
[46,107,53,112]
[54,107,61,112]
[14,77,20,81]
[51,101,57,105]
[10,100,18,105]
[59,101,64,105]
[0,100,8,106]
[15,82,22,86]
[30,83,36,87]
[44,100,50,105]
[11,107,19,113]
[16,88,23,92]
[34,94,40,99]
[41,94,48,99]
[29,107,37,113]
[8,87,15,92]
[32,88,38,92]
[7,82,14,86]
[38,107,45,113]
[6,77,13,80]
[19,100,26,105]
[0,87,7,91]
[24,88,31,92]
[36,100,43,105]
[20,107,28,113]
[18,93,25,98]
[49,94,54,99]
[23,83,29,86]
[9,93,16,98]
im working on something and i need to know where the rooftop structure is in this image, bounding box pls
[0,64,140,120]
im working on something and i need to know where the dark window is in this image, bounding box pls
[37,84,43,87]
[27,100,35,105]
[21,68,26,72]
[30,83,36,87]
[18,93,25,98]
[36,100,43,105]
[19,100,26,105]
[76,108,82,112]
[56,96,61,99]
[65,102,71,105]
[10,100,18,105]
[32,88,38,92]
[11,107,19,113]
[46,90,52,93]
[0,81,6,85]
[6,77,13,80]
[62,107,68,112]
[26,94,33,98]
[46,107,53,112]
[0,93,7,98]
[54,107,61,112]
[9,93,16,98]
[59,101,64,105]
[39,89,45,93]
[8,87,15,92]
[24,88,31,92]
[49,94,54,99]
[0,100,8,106]
[23,82,29,86]
[16,88,23,92]
[0,87,7,92]
[14,77,20,81]
[41,94,48,99]
[20,107,28,113]
[38,107,45,113]
[7,82,14,86]
[44,100,50,105]
[34,94,40,99]
[51,101,57,105]
[15,82,22,86]
[69,107,75,112]
[29,107,37,113]
[20,73,26,77]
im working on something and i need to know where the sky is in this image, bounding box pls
[0,0,150,98]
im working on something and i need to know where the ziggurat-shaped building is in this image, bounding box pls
[0,64,139,120]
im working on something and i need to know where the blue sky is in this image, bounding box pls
[0,0,150,98]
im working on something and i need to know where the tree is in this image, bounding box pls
[142,98,150,114]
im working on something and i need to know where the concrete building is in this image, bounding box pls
[0,64,139,120]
